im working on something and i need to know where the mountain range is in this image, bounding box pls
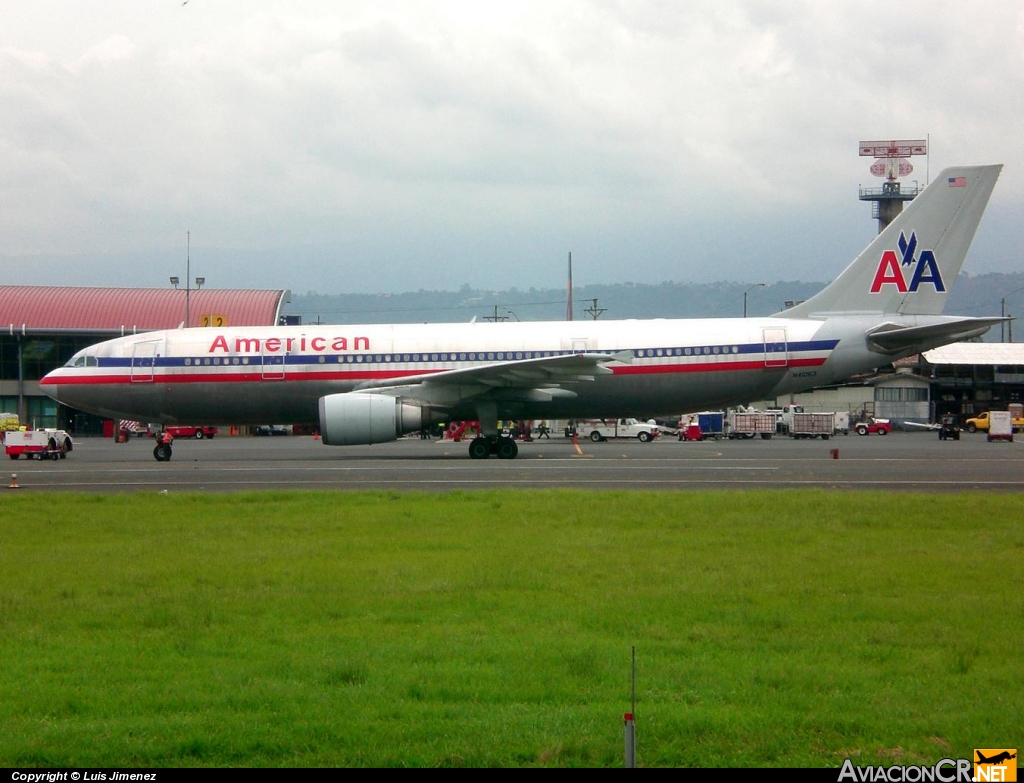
[289,272,1024,342]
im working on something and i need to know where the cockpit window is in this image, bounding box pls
[69,355,98,368]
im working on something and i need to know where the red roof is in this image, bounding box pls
[0,286,288,332]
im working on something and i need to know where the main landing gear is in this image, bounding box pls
[468,435,519,460]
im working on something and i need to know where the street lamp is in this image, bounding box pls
[743,283,766,318]
[999,285,1024,342]
[170,232,206,328]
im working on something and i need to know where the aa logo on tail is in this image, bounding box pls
[870,231,946,294]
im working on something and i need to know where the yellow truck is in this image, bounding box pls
[964,410,1024,433]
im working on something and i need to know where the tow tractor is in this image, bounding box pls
[5,429,74,460]
[938,414,961,441]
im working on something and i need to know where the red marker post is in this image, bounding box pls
[624,712,636,768]
[624,646,636,767]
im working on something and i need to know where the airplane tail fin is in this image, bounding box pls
[781,165,1002,318]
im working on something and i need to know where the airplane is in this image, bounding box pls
[976,751,1016,765]
[41,164,1004,461]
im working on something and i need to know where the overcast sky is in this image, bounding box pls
[2,1,1022,296]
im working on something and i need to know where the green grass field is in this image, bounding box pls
[1,490,1020,767]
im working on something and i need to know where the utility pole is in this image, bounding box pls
[585,298,606,320]
[566,252,574,321]
[483,305,509,322]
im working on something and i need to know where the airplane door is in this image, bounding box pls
[763,328,788,368]
[262,350,285,380]
[131,340,160,383]
[563,338,594,354]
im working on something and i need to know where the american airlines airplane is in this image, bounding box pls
[41,165,1004,461]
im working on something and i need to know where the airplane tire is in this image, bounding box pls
[154,443,172,462]
[468,438,490,460]
[496,438,518,460]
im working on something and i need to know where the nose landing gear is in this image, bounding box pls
[153,431,174,461]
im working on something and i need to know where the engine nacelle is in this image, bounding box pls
[318,393,431,445]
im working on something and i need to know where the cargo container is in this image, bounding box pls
[788,412,834,440]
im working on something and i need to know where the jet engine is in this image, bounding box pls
[318,393,434,445]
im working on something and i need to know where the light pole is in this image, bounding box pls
[999,285,1024,342]
[743,283,766,317]
[170,232,205,327]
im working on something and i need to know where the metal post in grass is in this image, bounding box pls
[624,646,636,768]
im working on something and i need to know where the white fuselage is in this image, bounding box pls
[41,315,871,425]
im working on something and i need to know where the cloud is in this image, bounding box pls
[0,1,1021,293]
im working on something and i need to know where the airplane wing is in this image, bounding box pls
[350,351,629,406]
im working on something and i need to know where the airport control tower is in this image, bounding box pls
[857,139,927,233]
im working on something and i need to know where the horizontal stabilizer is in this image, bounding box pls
[867,317,1006,353]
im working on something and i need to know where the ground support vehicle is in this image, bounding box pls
[149,425,218,440]
[678,416,702,441]
[583,418,659,443]
[5,429,73,460]
[678,412,725,441]
[965,410,1024,433]
[938,414,960,441]
[728,411,776,440]
[854,417,892,436]
[254,424,290,436]
[986,410,1014,442]
[789,413,834,440]
[833,412,851,435]
[697,412,725,440]
[116,420,148,442]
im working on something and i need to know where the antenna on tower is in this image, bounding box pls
[857,138,928,233]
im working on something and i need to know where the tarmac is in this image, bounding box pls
[5,429,1024,493]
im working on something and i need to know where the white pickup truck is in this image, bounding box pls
[4,429,74,460]
[580,418,659,443]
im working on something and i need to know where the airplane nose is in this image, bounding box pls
[39,372,60,401]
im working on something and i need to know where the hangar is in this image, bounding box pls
[1,286,291,433]
[920,342,1024,419]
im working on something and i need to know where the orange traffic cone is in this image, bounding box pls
[313,431,319,441]
[9,473,20,489]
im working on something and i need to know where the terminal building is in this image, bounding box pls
[1,286,291,433]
